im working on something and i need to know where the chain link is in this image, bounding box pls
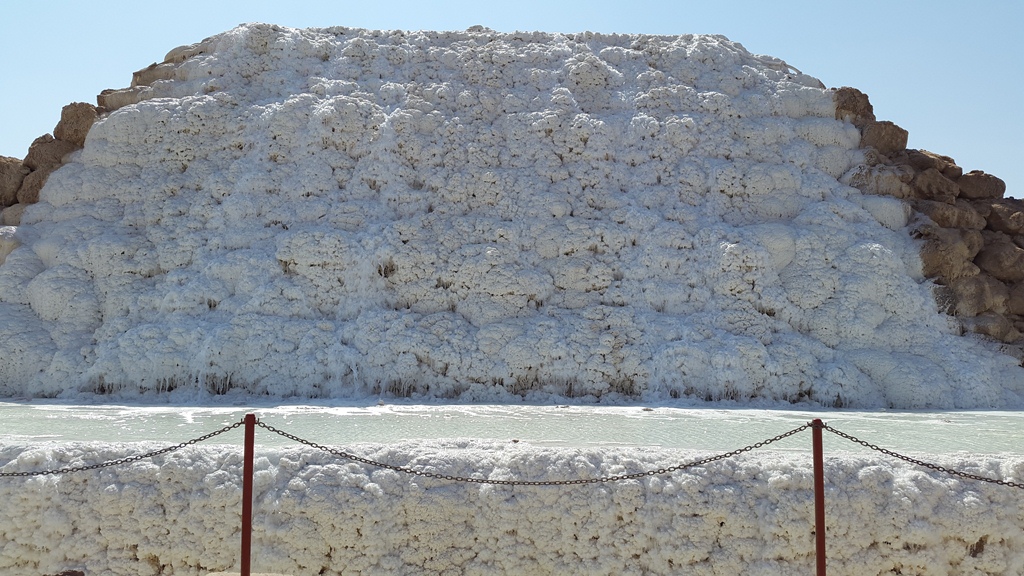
[0,419,246,478]
[256,421,810,486]
[821,423,1024,489]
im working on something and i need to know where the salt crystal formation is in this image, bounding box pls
[1,23,1023,407]
[2,441,1022,575]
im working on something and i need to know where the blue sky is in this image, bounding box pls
[2,0,1020,197]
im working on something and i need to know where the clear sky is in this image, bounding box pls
[2,0,1020,197]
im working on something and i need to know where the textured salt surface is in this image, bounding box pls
[1,24,1022,407]
[2,23,1023,575]
[2,440,1022,575]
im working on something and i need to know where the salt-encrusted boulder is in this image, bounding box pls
[949,273,1009,316]
[911,199,986,230]
[0,226,18,266]
[958,170,1006,200]
[53,102,98,148]
[97,87,149,112]
[22,135,77,171]
[0,203,25,226]
[0,156,27,207]
[163,37,214,63]
[860,120,908,156]
[132,62,179,87]
[975,232,1024,284]
[832,86,875,128]
[910,168,960,204]
[840,163,914,198]
[916,225,983,281]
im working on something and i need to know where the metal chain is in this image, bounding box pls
[822,424,1024,489]
[0,418,246,478]
[256,421,810,486]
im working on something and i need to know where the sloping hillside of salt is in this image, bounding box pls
[1,23,1022,407]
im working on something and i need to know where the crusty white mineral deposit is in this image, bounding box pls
[3,24,1021,407]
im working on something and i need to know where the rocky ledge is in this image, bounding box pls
[837,87,1022,344]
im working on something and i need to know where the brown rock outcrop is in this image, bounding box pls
[911,199,986,230]
[7,102,99,214]
[975,234,1024,284]
[986,199,1024,235]
[16,169,51,204]
[1,204,26,226]
[958,170,1006,200]
[860,120,908,156]
[833,86,875,128]
[916,225,982,281]
[0,156,27,207]
[949,274,1009,316]
[23,134,77,171]
[836,89,1023,343]
[911,168,960,204]
[54,102,99,148]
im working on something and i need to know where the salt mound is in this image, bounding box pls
[1,23,1022,407]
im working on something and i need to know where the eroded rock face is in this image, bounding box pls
[0,157,26,207]
[16,169,51,204]
[54,103,99,148]
[5,103,99,218]
[23,135,77,171]
[860,120,908,156]
[837,90,1021,343]
[959,170,1006,200]
[1,203,26,226]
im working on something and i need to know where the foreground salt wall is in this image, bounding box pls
[2,23,1024,407]
[1,441,1022,575]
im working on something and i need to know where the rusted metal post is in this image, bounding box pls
[241,413,256,576]
[811,418,826,576]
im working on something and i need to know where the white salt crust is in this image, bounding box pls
[1,441,1022,575]
[0,23,1022,407]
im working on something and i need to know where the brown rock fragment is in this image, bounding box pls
[23,134,77,171]
[958,170,1006,200]
[54,102,98,148]
[1,203,26,226]
[0,156,27,207]
[911,168,960,204]
[841,163,914,198]
[974,233,1024,283]
[949,274,1009,316]
[860,121,908,156]
[986,199,1024,235]
[962,312,1022,343]
[1006,283,1024,316]
[892,149,956,173]
[912,199,986,230]
[917,225,983,281]
[16,168,53,204]
[833,87,875,128]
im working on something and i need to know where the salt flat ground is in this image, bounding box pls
[2,400,1021,455]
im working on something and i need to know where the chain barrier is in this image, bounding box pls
[821,423,1024,489]
[255,420,810,486]
[2,417,1022,490]
[0,418,246,478]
